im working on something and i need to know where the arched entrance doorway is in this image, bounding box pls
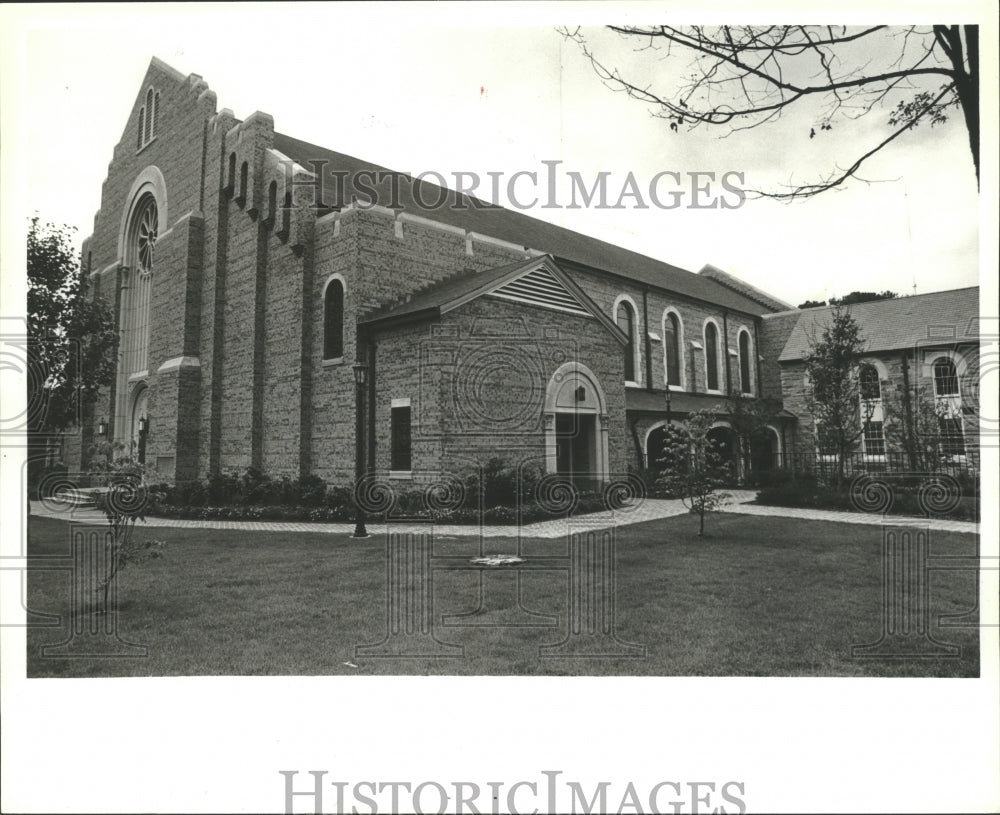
[130,384,149,464]
[645,422,683,473]
[706,423,736,483]
[750,427,781,474]
[544,363,609,490]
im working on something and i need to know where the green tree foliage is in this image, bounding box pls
[803,305,868,487]
[727,390,781,485]
[27,217,118,437]
[831,291,899,306]
[797,291,899,309]
[654,411,731,536]
[881,382,954,471]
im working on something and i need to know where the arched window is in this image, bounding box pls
[237,161,249,207]
[227,153,237,194]
[859,364,881,401]
[266,180,277,226]
[664,311,681,387]
[858,363,884,457]
[932,356,964,457]
[705,321,720,391]
[933,357,959,396]
[115,193,157,447]
[137,87,158,150]
[278,191,292,241]
[144,89,153,143]
[738,330,752,394]
[616,300,637,383]
[323,277,345,360]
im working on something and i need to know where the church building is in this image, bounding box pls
[67,58,978,490]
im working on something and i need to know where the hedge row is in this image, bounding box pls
[755,471,979,521]
[148,496,608,525]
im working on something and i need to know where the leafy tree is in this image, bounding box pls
[654,411,731,536]
[561,26,979,198]
[882,382,954,471]
[802,305,868,487]
[27,217,118,473]
[798,299,827,309]
[831,290,899,306]
[727,390,782,485]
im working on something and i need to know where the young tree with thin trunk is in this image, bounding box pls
[803,305,868,488]
[655,411,731,536]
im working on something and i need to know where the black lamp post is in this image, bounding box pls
[352,358,370,538]
[664,388,672,427]
[137,416,149,464]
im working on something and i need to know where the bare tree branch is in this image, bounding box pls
[560,25,979,199]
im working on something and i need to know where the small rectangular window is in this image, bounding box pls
[391,404,411,471]
[862,420,885,457]
[939,417,965,457]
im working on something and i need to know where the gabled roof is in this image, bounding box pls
[360,255,627,344]
[272,131,779,317]
[773,287,979,362]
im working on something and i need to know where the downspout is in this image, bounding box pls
[630,417,646,471]
[753,319,763,396]
[643,287,653,391]
[900,350,915,468]
[722,310,733,396]
[367,335,377,474]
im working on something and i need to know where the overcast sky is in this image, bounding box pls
[1,5,987,310]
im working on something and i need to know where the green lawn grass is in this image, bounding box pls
[25,512,979,677]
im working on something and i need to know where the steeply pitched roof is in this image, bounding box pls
[360,254,627,344]
[272,131,779,317]
[698,264,794,311]
[773,287,979,362]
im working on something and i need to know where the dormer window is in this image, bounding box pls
[137,87,159,150]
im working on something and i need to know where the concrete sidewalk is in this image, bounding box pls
[28,489,977,537]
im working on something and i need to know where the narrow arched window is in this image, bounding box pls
[227,153,236,194]
[933,358,959,396]
[705,322,720,391]
[237,161,249,207]
[137,108,145,149]
[859,364,881,401]
[323,278,344,360]
[144,89,153,143]
[152,92,160,137]
[616,301,637,382]
[664,312,681,387]
[266,180,277,226]
[738,330,752,393]
[279,191,292,240]
[859,364,884,457]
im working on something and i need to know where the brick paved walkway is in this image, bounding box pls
[28,490,977,537]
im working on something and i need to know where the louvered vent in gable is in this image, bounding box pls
[488,267,591,317]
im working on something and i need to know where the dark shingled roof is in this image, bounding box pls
[773,287,979,362]
[273,131,778,317]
